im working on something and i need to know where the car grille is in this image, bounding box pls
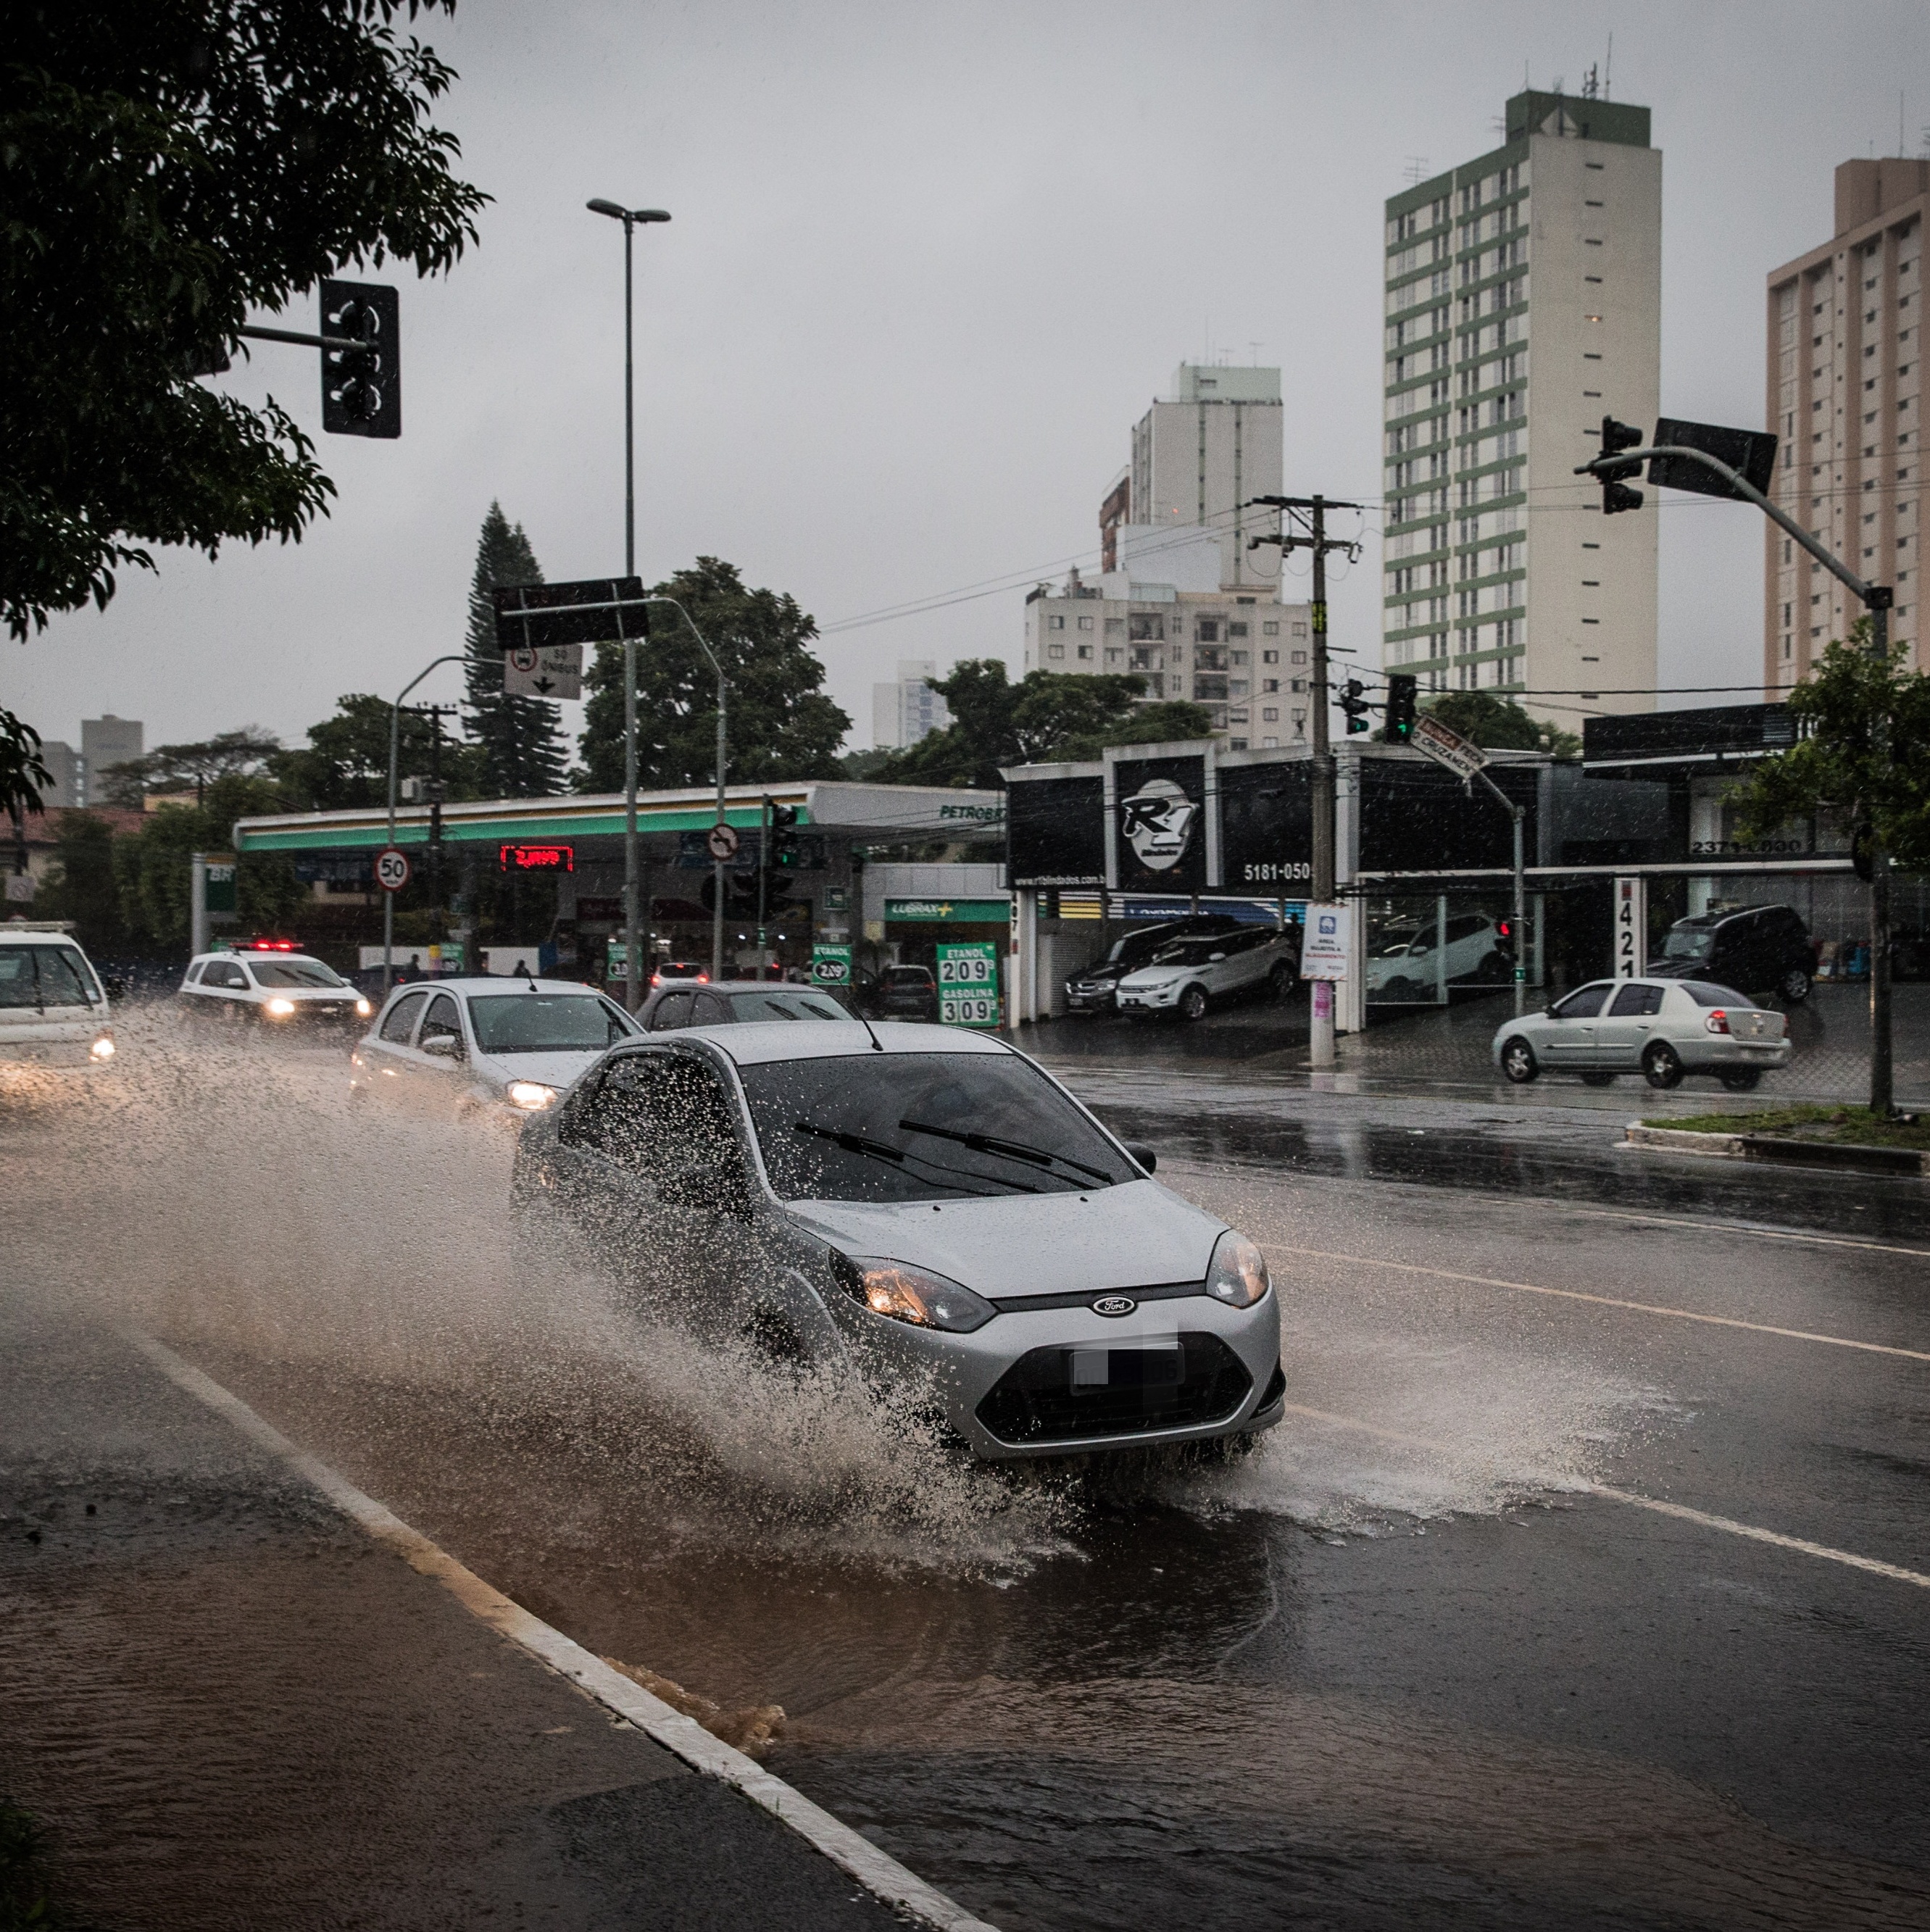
[976,1333,1252,1445]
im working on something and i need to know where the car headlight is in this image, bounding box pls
[265,997,296,1017]
[90,1035,115,1061]
[355,996,373,1017]
[829,1252,997,1333]
[1206,1229,1270,1309]
[506,1080,559,1111]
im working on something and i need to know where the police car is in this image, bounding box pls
[179,939,372,1028]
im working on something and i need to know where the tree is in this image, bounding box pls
[1419,690,1581,759]
[1,712,53,817]
[270,692,483,809]
[2,2,487,643]
[462,502,567,797]
[99,727,281,805]
[579,558,849,791]
[1726,628,1929,1115]
[115,772,304,948]
[30,812,126,954]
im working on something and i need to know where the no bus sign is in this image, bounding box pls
[375,847,412,893]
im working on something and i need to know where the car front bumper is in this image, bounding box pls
[1062,984,1119,1011]
[1115,981,1184,1012]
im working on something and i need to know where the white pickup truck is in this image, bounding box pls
[0,923,116,1067]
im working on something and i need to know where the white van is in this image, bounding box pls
[0,923,116,1067]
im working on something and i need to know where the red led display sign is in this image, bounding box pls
[499,844,575,874]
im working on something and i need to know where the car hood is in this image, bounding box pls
[1642,959,1705,979]
[470,1047,606,1093]
[1068,961,1128,985]
[1118,965,1191,988]
[778,1180,1225,1299]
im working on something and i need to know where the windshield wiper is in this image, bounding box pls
[790,1120,1032,1197]
[897,1118,1115,1185]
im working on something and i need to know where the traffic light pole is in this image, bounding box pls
[1249,494,1363,1069]
[757,794,771,975]
[383,655,466,993]
[1578,439,1897,1111]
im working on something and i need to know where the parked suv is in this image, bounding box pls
[1116,927,1299,1021]
[1367,913,1509,1000]
[1647,904,1815,1004]
[1063,915,1247,1013]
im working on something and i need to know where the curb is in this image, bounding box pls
[1624,1122,1928,1177]
[130,1331,1002,1932]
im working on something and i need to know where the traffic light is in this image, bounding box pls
[1384,673,1418,741]
[769,802,802,868]
[1339,678,1372,735]
[1597,415,1644,515]
[320,280,400,438]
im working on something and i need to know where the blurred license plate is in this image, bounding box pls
[1070,1346,1183,1389]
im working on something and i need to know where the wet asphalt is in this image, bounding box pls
[3,1012,1928,1930]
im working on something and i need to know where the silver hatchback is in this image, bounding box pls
[1492,978,1791,1091]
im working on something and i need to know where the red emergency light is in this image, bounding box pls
[499,844,575,874]
[237,937,299,950]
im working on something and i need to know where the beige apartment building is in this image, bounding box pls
[1764,159,1925,687]
[1382,89,1660,716]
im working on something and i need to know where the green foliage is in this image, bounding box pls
[1,709,54,816]
[30,812,125,953]
[1418,689,1580,758]
[3,2,488,638]
[1727,628,1930,873]
[463,501,567,797]
[269,694,483,811]
[874,661,1215,788]
[97,727,280,805]
[114,773,304,949]
[580,559,849,791]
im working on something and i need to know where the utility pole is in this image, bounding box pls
[757,794,771,977]
[1249,494,1363,1069]
[413,703,459,965]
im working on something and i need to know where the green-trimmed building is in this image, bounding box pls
[1381,88,1660,719]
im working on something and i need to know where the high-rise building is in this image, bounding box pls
[79,715,143,804]
[1764,159,1925,686]
[33,740,81,810]
[1381,89,1660,715]
[871,661,952,750]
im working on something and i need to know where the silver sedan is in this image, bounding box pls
[1492,977,1791,1091]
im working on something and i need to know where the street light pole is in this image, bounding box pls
[383,655,467,991]
[588,199,670,1009]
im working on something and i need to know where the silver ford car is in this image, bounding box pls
[512,1022,1284,1461]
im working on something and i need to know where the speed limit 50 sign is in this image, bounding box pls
[375,847,412,893]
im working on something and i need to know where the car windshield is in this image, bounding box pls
[1682,980,1758,1009]
[1663,928,1715,960]
[738,1051,1135,1202]
[884,967,933,986]
[467,993,633,1054]
[1148,940,1223,967]
[726,990,854,1022]
[246,959,346,988]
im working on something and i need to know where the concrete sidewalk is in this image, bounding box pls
[0,1306,947,1931]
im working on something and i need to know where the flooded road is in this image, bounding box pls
[6,1012,1929,1928]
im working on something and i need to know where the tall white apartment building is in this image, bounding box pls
[1764,159,1925,685]
[1381,88,1660,715]
[871,660,952,750]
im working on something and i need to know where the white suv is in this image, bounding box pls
[0,923,116,1067]
[180,943,372,1029]
[1115,927,1299,1021]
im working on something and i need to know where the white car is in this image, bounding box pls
[1368,913,1508,999]
[352,975,641,1118]
[0,923,116,1068]
[512,1020,1284,1462]
[1115,927,1299,1021]
[180,943,372,1030]
[1493,977,1792,1091]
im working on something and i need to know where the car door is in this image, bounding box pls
[1593,980,1667,1067]
[197,956,250,1017]
[1218,929,1272,996]
[410,991,470,1103]
[646,991,696,1033]
[1539,981,1612,1064]
[362,988,429,1096]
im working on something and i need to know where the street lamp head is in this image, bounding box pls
[631,208,672,223]
[587,199,673,224]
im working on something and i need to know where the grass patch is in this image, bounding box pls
[1643,1103,1930,1152]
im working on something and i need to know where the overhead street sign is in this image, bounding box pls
[706,823,739,861]
[1410,712,1491,781]
[1648,417,1779,501]
[492,578,647,652]
[503,642,583,700]
[374,848,412,893]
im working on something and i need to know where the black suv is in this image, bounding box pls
[1064,915,1248,1013]
[1647,904,1815,1004]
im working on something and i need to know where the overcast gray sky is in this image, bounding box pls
[10,0,1929,757]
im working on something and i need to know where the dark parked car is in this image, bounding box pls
[637,982,859,1032]
[1647,904,1815,1004]
[1062,915,1247,1013]
[875,965,939,1020]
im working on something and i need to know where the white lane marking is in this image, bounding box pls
[1287,1246,1930,1363]
[1278,1402,1930,1592]
[129,1331,1001,1932]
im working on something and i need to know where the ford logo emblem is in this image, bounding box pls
[1091,1295,1136,1317]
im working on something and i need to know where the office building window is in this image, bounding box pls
[1047,642,1065,660]
[1077,644,1093,660]
[1048,615,1065,629]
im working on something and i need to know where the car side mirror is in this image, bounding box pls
[1122,1141,1158,1175]
[420,1033,459,1057]
[101,973,127,1002]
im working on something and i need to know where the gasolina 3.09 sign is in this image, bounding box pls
[936,940,1000,1027]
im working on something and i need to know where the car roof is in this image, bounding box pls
[635,1019,1009,1068]
[384,976,604,996]
[1,926,83,944]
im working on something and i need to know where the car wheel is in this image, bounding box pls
[1477,950,1508,981]
[1720,1068,1763,1092]
[1500,1036,1538,1083]
[1780,966,1812,1004]
[1642,1041,1685,1089]
[1579,1071,1617,1086]
[1268,962,1294,1001]
[1379,975,1418,1002]
[1179,984,1210,1022]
